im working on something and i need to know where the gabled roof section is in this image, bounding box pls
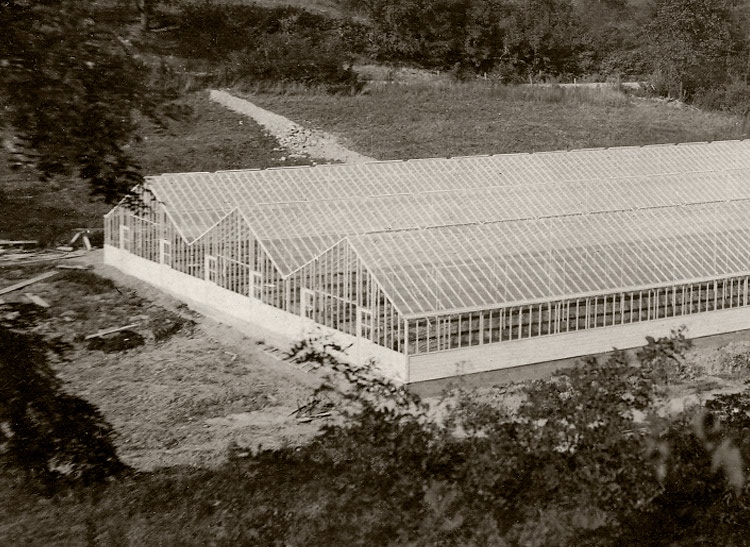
[143,140,750,244]
[347,199,750,317]
[244,165,750,276]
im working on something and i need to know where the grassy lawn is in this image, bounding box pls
[247,83,748,160]
[0,91,300,243]
[131,91,309,175]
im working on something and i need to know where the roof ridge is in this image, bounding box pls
[232,166,746,208]
[339,196,750,240]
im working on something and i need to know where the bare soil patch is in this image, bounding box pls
[0,252,328,471]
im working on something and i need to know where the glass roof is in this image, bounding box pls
[132,140,750,316]
[241,167,750,276]
[348,200,750,316]
[145,140,750,242]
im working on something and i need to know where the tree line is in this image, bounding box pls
[344,0,750,105]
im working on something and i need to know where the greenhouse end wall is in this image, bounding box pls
[103,245,408,382]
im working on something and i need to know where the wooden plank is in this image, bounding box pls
[84,323,139,340]
[55,264,92,270]
[57,250,87,260]
[0,271,58,296]
[82,236,92,251]
[0,239,38,246]
[24,293,50,308]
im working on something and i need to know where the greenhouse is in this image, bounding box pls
[104,140,750,383]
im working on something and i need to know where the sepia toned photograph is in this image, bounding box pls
[2,0,750,544]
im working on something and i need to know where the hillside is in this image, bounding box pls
[248,83,748,160]
[0,92,315,243]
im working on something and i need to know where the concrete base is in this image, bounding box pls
[105,246,750,386]
[408,305,750,383]
[104,246,408,382]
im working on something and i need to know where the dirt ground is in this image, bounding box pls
[1,251,332,471]
[209,89,375,163]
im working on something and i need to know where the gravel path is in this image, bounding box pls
[209,89,375,164]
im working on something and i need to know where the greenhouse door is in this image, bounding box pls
[205,256,217,283]
[250,271,262,300]
[119,225,130,252]
[357,308,372,340]
[159,239,171,266]
[301,288,315,320]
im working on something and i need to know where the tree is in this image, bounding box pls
[0,0,171,203]
[341,0,466,68]
[502,0,587,79]
[0,306,128,490]
[646,0,748,99]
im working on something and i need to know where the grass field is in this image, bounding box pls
[247,83,748,160]
[0,92,305,243]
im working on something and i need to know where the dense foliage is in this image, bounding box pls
[344,0,750,104]
[253,332,749,545]
[0,0,179,202]
[172,2,364,93]
[646,0,750,104]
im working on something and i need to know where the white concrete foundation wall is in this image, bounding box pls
[407,306,750,382]
[104,246,407,382]
[105,246,750,385]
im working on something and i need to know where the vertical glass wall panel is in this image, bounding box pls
[404,276,750,355]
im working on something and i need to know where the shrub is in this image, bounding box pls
[228,34,363,95]
[693,80,750,114]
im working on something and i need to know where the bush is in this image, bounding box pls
[228,34,363,94]
[280,330,744,544]
[693,80,750,114]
